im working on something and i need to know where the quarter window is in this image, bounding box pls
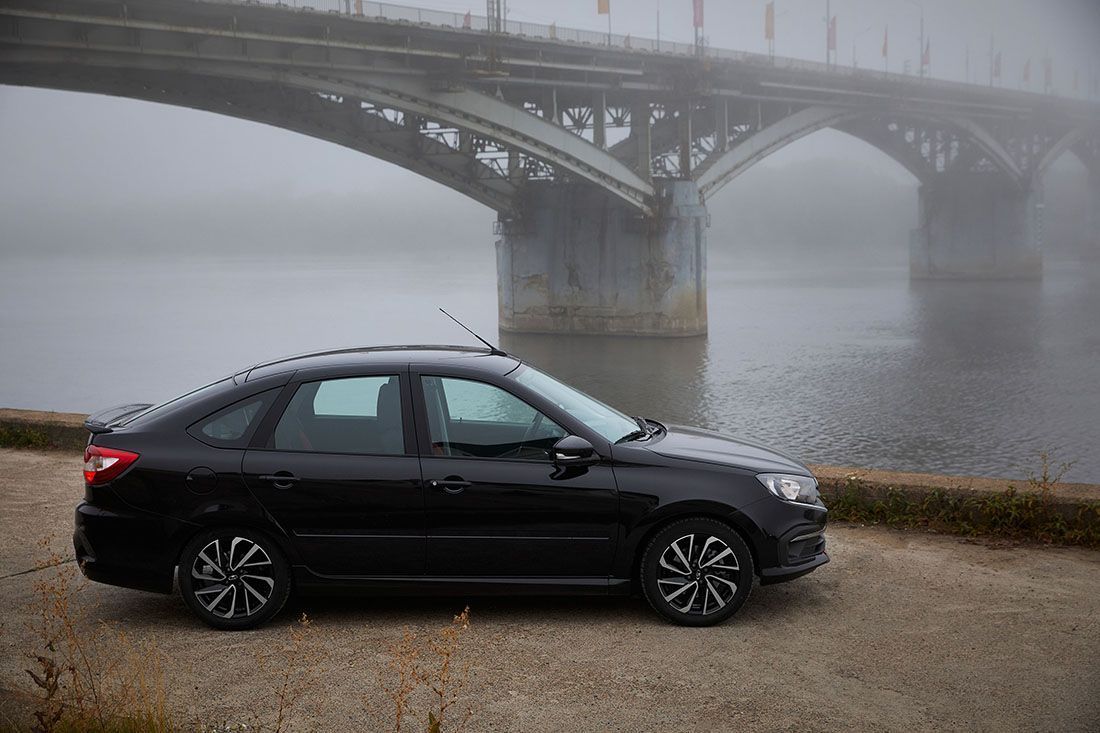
[422,376,566,461]
[189,388,281,447]
[273,376,404,455]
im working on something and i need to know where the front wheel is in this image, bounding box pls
[640,518,754,627]
[178,527,290,630]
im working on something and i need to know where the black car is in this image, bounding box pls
[76,345,827,630]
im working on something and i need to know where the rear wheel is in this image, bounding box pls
[178,527,290,630]
[640,517,754,627]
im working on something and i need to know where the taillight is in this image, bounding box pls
[83,445,140,485]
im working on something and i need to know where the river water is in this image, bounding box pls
[2,249,1097,482]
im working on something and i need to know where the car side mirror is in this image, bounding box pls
[552,435,600,467]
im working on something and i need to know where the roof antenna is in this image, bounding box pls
[439,308,507,356]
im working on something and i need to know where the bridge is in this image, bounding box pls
[3,0,1099,336]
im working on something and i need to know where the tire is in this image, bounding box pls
[178,527,290,631]
[640,517,754,627]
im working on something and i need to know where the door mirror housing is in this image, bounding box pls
[552,435,600,467]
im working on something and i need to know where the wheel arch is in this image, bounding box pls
[172,513,301,572]
[625,502,765,587]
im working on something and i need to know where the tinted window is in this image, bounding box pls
[422,376,566,461]
[273,376,404,455]
[189,388,281,447]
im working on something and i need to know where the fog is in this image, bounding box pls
[0,89,1092,265]
[2,0,1098,264]
[1,0,1099,481]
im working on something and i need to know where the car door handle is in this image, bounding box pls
[429,478,471,494]
[258,473,300,489]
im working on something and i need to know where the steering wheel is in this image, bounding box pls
[498,412,545,460]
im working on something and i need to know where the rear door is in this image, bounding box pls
[243,368,424,576]
[413,371,618,578]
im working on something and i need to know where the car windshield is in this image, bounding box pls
[512,365,640,443]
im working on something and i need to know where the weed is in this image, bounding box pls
[0,426,54,451]
[375,607,476,733]
[824,451,1098,548]
[4,550,480,733]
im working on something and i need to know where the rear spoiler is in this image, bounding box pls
[84,403,154,434]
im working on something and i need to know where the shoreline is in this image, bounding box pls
[2,406,1097,548]
[2,406,1096,494]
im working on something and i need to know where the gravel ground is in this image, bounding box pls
[1,448,1098,731]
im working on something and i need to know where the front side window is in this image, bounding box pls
[422,376,566,461]
[272,376,404,455]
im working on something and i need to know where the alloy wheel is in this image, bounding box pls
[189,536,276,619]
[655,533,741,616]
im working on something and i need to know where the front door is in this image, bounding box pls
[243,372,424,576]
[415,373,618,578]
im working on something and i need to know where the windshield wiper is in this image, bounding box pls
[615,417,654,444]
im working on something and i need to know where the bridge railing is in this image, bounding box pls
[247,0,1089,100]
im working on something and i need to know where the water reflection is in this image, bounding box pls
[498,332,713,427]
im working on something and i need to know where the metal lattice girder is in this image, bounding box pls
[2,62,524,211]
[3,0,1099,213]
[693,105,1034,199]
[0,2,655,214]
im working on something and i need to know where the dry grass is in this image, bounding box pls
[376,608,475,733]
[2,552,479,733]
[5,544,173,733]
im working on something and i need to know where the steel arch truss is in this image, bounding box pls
[692,105,1041,199]
[0,7,654,214]
[3,64,535,211]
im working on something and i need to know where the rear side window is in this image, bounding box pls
[272,376,405,455]
[189,388,282,448]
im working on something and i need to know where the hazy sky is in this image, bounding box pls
[0,0,1097,261]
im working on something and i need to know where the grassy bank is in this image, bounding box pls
[818,474,1100,549]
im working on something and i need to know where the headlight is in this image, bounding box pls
[757,473,819,505]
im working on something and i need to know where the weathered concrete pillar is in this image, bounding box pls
[910,171,1042,279]
[496,180,707,336]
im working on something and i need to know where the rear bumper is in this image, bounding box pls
[74,501,186,594]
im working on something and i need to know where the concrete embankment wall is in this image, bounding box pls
[3,408,1097,515]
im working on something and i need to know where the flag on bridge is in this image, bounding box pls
[922,38,930,68]
[693,0,704,30]
[1044,57,1053,88]
[882,26,888,58]
[765,1,775,41]
[354,0,363,16]
[462,10,471,29]
[827,16,837,51]
[993,51,1001,79]
[1023,58,1031,83]
[597,0,610,15]
[549,22,557,39]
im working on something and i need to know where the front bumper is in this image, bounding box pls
[74,499,186,594]
[758,524,828,584]
[737,493,829,584]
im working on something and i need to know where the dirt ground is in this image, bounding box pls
[1,448,1098,732]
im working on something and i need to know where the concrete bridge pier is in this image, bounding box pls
[497,180,708,336]
[910,171,1043,280]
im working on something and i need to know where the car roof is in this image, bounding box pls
[238,345,521,383]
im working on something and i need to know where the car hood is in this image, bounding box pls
[644,424,810,475]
